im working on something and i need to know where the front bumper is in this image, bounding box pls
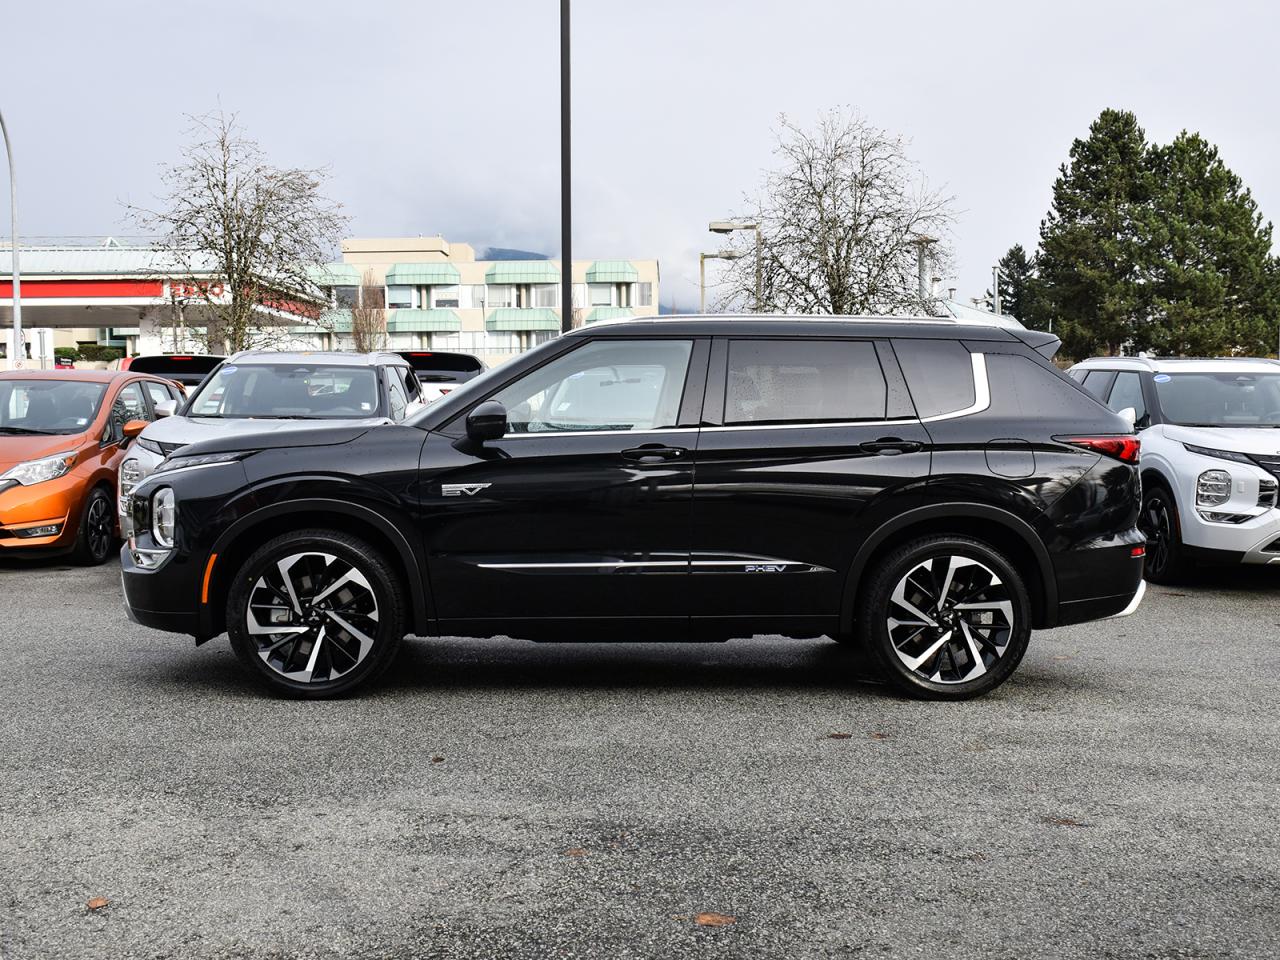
[0,481,79,553]
[120,545,203,636]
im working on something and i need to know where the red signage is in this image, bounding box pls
[0,279,164,299]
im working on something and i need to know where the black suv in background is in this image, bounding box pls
[121,317,1146,700]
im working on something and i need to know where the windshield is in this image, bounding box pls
[1154,372,1280,428]
[186,363,382,419]
[0,379,109,435]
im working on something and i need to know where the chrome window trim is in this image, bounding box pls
[500,427,698,439]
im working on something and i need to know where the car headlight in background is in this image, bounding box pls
[154,450,247,474]
[137,437,168,455]
[1196,469,1232,508]
[151,488,177,548]
[119,459,144,498]
[1183,443,1252,465]
[0,451,76,487]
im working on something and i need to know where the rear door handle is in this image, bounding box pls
[859,438,923,456]
[620,444,686,464]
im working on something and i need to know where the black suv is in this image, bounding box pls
[121,317,1146,700]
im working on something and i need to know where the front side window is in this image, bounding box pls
[725,339,887,425]
[387,371,408,420]
[892,339,976,419]
[142,381,172,411]
[1153,371,1280,427]
[107,383,148,442]
[189,364,381,419]
[491,339,692,434]
[0,380,108,435]
[1107,372,1148,425]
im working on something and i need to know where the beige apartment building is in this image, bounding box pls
[319,236,660,364]
[0,236,660,368]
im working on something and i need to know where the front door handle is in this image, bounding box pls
[859,437,923,456]
[620,444,687,464]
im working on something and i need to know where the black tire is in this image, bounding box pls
[227,529,406,699]
[71,486,116,566]
[1139,482,1194,585]
[856,535,1032,700]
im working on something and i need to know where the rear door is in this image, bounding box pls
[689,337,931,636]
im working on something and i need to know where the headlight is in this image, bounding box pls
[1196,469,1232,507]
[1184,443,1252,465]
[119,459,144,497]
[155,450,247,473]
[152,488,177,548]
[0,451,76,486]
[137,437,168,455]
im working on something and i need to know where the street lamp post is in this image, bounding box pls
[709,219,762,312]
[559,0,572,333]
[711,221,757,312]
[699,250,744,314]
[0,108,21,368]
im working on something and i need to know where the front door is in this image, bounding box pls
[422,337,707,639]
[690,337,932,637]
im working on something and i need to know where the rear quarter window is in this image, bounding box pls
[985,353,1111,419]
[891,339,975,418]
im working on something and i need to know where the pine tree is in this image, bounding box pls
[1143,132,1280,357]
[1035,109,1152,357]
[994,244,1036,325]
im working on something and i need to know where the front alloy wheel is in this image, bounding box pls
[228,530,406,697]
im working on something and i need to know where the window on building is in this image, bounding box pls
[487,284,515,309]
[387,285,415,309]
[588,283,613,307]
[466,285,487,309]
[533,284,558,308]
[332,286,360,308]
[725,339,887,425]
[636,282,653,307]
[431,285,460,308]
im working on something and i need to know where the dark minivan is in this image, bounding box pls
[121,317,1146,700]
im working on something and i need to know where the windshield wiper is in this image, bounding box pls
[0,426,54,435]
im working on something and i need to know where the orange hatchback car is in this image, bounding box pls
[0,370,184,564]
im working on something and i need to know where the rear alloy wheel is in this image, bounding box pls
[858,536,1032,699]
[1139,485,1192,584]
[228,530,405,698]
[72,487,115,566]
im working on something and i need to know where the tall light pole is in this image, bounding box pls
[992,265,1003,315]
[699,250,744,313]
[0,108,21,368]
[559,0,573,332]
[709,219,762,312]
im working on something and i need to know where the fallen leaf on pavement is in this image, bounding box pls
[563,847,588,857]
[825,732,852,739]
[695,912,736,927]
[869,732,891,740]
[86,897,109,911]
[431,756,445,764]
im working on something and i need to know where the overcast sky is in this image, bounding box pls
[3,0,1278,309]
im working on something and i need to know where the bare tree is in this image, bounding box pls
[129,111,348,353]
[348,270,387,352]
[718,109,955,315]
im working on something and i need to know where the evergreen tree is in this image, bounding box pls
[1035,109,1152,357]
[995,244,1036,325]
[1143,132,1280,356]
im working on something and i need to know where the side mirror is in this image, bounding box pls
[154,399,178,418]
[122,419,148,441]
[466,400,508,443]
[1117,406,1137,431]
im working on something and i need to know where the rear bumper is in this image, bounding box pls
[1048,532,1146,627]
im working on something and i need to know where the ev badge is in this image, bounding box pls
[442,483,492,498]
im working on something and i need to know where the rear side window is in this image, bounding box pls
[1080,370,1116,400]
[986,353,1108,418]
[891,339,975,419]
[724,339,886,425]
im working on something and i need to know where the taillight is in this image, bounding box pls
[438,387,452,395]
[1058,436,1141,464]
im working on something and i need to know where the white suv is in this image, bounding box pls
[1068,357,1280,582]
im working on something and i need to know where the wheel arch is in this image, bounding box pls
[201,498,431,637]
[842,503,1058,632]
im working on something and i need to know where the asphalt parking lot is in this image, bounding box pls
[1,558,1277,960]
